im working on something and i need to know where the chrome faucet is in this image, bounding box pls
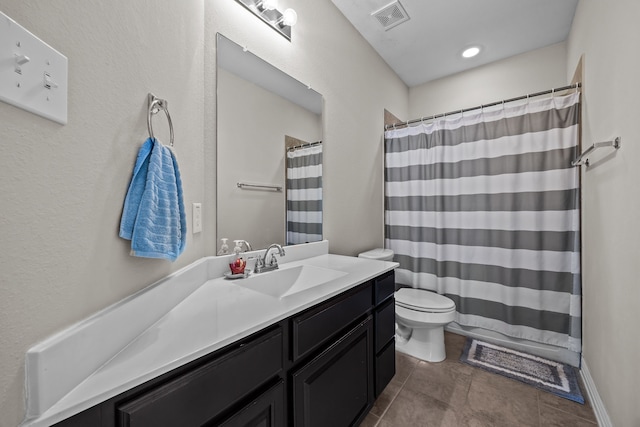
[255,244,286,273]
[239,240,252,251]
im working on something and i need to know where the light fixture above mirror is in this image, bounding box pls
[235,0,298,41]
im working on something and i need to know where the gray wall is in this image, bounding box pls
[6,0,637,425]
[0,1,206,425]
[0,1,407,425]
[567,1,640,425]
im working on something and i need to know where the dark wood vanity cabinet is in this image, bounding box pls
[53,271,396,427]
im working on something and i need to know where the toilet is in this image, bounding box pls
[358,248,456,362]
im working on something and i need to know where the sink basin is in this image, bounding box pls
[236,264,347,299]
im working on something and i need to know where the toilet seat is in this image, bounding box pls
[396,288,455,313]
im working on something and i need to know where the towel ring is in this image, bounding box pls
[147,93,174,147]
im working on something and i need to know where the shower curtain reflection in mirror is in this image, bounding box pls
[286,143,323,245]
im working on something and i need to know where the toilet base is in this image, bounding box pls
[395,325,446,362]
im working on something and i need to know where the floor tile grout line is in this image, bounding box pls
[374,381,402,426]
[375,357,420,425]
[537,388,542,427]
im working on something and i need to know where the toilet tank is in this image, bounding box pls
[358,248,394,262]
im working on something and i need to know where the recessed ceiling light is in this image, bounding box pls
[462,46,481,58]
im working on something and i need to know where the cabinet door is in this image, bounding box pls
[217,380,285,427]
[375,339,396,397]
[374,297,395,353]
[291,316,373,427]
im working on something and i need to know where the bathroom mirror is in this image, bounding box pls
[216,34,323,251]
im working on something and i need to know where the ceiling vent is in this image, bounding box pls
[371,1,410,31]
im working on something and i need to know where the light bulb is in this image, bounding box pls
[262,0,278,10]
[282,8,297,26]
[462,46,480,58]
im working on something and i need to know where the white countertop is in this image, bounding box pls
[22,246,397,426]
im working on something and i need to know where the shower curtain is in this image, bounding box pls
[384,93,581,352]
[286,144,323,245]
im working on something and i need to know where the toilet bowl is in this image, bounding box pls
[395,288,455,362]
[358,248,457,363]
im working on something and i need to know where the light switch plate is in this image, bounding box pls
[0,11,68,124]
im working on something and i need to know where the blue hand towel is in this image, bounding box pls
[119,137,186,261]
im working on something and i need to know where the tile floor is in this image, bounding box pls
[362,332,598,427]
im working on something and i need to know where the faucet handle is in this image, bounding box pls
[266,253,278,267]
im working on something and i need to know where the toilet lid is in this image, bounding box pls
[396,288,455,313]
[358,248,394,261]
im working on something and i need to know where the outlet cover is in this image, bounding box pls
[192,203,202,234]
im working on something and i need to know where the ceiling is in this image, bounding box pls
[331,0,579,87]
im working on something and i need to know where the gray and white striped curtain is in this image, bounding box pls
[384,93,581,352]
[286,144,323,245]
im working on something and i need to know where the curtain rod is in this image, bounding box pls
[287,140,322,151]
[384,83,581,131]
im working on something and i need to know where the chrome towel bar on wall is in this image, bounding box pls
[237,182,283,192]
[572,137,621,167]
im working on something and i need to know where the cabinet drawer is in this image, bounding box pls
[375,271,395,305]
[375,297,395,353]
[375,339,396,397]
[117,327,283,427]
[291,283,372,361]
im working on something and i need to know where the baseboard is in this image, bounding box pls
[580,357,612,427]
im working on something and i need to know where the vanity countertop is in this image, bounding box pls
[23,247,397,426]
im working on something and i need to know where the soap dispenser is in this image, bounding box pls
[217,238,229,255]
[229,240,246,274]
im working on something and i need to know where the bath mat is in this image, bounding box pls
[460,338,584,404]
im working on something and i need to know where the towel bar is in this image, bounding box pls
[572,137,620,167]
[237,182,283,192]
[147,93,174,147]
